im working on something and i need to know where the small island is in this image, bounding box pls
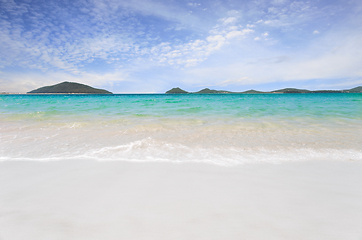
[27,82,112,94]
[165,87,189,94]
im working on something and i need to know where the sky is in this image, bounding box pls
[1,0,362,93]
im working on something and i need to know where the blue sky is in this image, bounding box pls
[1,0,362,93]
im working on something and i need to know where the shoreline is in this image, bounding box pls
[1,160,361,240]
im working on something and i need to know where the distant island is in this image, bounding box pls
[27,82,112,94]
[166,86,362,94]
[165,87,189,94]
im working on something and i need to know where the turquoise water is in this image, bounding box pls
[1,93,362,120]
[1,94,362,164]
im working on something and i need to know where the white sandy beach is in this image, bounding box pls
[0,160,361,240]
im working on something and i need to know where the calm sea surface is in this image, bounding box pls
[1,94,361,165]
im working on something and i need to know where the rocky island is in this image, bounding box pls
[27,82,112,94]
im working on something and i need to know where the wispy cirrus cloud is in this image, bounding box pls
[140,11,254,68]
[0,0,212,73]
[0,0,142,73]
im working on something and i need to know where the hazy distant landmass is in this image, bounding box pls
[166,86,362,94]
[194,88,232,94]
[271,88,311,93]
[240,89,265,94]
[27,82,112,94]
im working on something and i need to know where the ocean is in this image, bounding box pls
[1,93,362,165]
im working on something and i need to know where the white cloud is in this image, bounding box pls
[220,17,238,25]
[105,0,206,31]
[183,28,362,90]
[140,13,255,68]
[226,31,243,39]
[187,2,201,7]
[0,0,146,76]
[313,30,320,34]
[256,1,330,28]
[227,29,254,39]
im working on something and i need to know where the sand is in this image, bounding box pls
[0,160,361,240]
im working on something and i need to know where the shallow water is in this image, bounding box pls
[1,93,362,165]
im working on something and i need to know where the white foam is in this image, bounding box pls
[80,139,362,165]
[1,137,361,166]
[1,118,362,165]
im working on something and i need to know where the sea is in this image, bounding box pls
[1,93,362,165]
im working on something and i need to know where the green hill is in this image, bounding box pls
[27,82,112,94]
[344,86,362,93]
[165,87,189,94]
